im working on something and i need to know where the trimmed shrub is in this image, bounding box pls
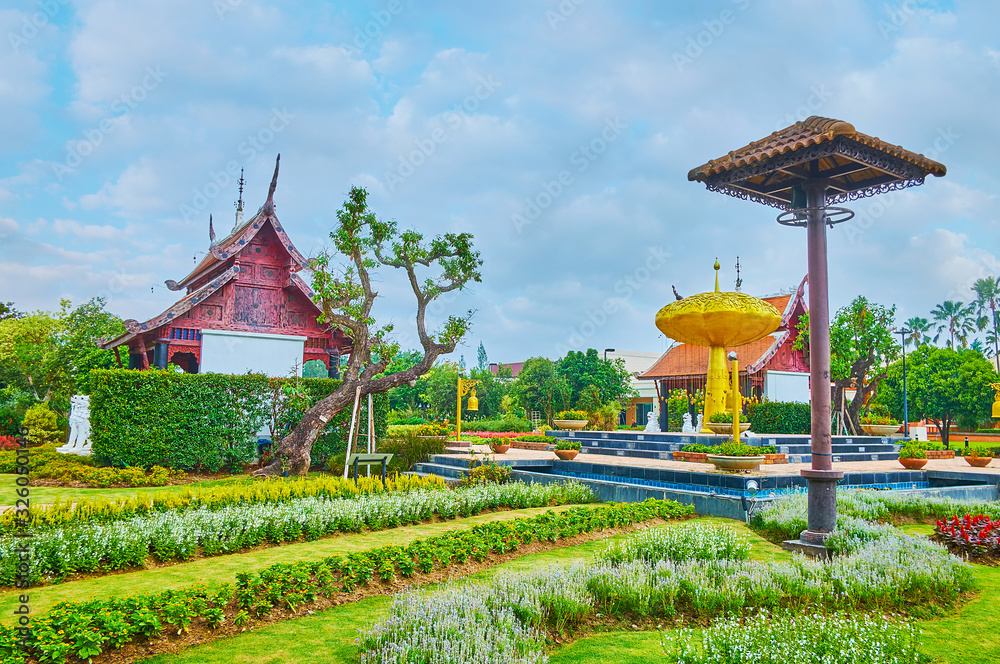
[22,403,61,445]
[89,369,387,472]
[746,401,811,434]
[459,418,531,433]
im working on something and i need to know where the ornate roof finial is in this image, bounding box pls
[265,154,280,213]
[209,214,216,244]
[713,258,720,292]
[234,168,245,230]
[735,256,742,292]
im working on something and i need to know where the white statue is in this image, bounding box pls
[695,413,704,432]
[681,413,696,434]
[58,395,92,456]
[644,412,661,433]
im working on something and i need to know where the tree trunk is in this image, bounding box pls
[253,386,355,477]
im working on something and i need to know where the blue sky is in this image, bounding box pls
[1,0,997,364]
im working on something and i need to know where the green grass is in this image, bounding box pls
[0,504,573,621]
[139,519,790,664]
[0,474,252,507]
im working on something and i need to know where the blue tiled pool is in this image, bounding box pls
[551,469,930,497]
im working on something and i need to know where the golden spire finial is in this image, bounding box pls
[714,258,720,292]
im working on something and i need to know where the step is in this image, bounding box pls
[412,462,468,479]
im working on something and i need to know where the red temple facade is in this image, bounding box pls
[641,275,810,402]
[103,156,352,376]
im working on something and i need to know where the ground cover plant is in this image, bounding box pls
[0,481,595,587]
[934,514,1000,563]
[0,444,184,488]
[0,499,692,663]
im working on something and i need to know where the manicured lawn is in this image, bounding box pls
[0,504,573,620]
[0,474,251,507]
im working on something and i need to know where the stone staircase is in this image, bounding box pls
[548,430,903,463]
[411,455,554,482]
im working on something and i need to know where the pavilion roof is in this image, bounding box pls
[687,116,946,209]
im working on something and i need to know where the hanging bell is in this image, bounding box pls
[467,391,479,412]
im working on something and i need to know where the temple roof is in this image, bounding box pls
[166,155,309,292]
[687,116,947,209]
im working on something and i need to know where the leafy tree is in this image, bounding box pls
[0,310,66,404]
[902,316,933,348]
[931,300,976,349]
[513,357,570,425]
[795,296,898,436]
[972,276,1000,359]
[477,342,488,370]
[468,364,512,420]
[876,346,998,447]
[556,348,636,406]
[58,297,126,393]
[420,361,464,420]
[383,349,424,411]
[0,302,20,321]
[256,186,482,476]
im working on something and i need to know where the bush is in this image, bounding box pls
[712,442,775,457]
[22,403,61,446]
[555,410,588,421]
[459,418,531,433]
[745,401,810,434]
[377,433,447,472]
[415,423,450,437]
[0,436,19,451]
[555,440,581,451]
[708,410,734,423]
[89,370,387,472]
[0,444,182,488]
[512,435,552,443]
[680,443,713,453]
[911,440,945,451]
[898,444,926,460]
[459,462,512,486]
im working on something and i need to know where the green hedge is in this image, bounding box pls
[746,401,811,435]
[89,370,387,472]
[459,418,531,432]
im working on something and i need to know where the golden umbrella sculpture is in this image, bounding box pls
[656,261,782,432]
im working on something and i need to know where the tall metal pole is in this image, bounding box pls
[800,180,844,545]
[898,329,910,437]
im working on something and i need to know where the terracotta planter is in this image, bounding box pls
[861,423,901,436]
[553,419,588,431]
[965,456,993,468]
[705,422,752,435]
[706,454,763,472]
[555,449,579,460]
[491,444,510,454]
[899,457,927,470]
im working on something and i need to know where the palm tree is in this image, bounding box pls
[902,316,932,348]
[931,300,976,349]
[972,276,1000,359]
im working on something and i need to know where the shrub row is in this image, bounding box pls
[0,482,597,586]
[0,472,447,534]
[89,369,388,472]
[0,445,183,489]
[0,499,693,663]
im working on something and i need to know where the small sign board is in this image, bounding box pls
[346,453,394,484]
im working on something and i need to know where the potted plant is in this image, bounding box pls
[963,446,993,468]
[897,444,927,470]
[706,441,766,472]
[704,410,751,435]
[554,439,581,460]
[553,410,589,431]
[860,405,901,436]
[489,439,511,454]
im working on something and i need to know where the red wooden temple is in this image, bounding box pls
[641,275,809,401]
[103,156,352,376]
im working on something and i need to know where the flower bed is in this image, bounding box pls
[0,499,694,663]
[0,481,597,587]
[934,514,1000,562]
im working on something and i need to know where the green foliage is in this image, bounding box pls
[458,418,531,432]
[556,349,636,407]
[555,410,588,421]
[511,435,552,443]
[458,462,512,486]
[666,388,690,431]
[377,433,446,472]
[711,442,774,457]
[22,402,61,445]
[680,443,713,453]
[514,358,571,425]
[419,361,463,419]
[574,384,602,413]
[708,410,733,423]
[898,444,926,460]
[383,350,424,411]
[555,439,581,451]
[597,522,749,564]
[745,401,811,434]
[88,370,387,471]
[0,443,183,488]
[875,346,998,446]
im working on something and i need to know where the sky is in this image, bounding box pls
[1,0,998,366]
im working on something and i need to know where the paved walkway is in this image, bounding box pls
[443,445,1000,478]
